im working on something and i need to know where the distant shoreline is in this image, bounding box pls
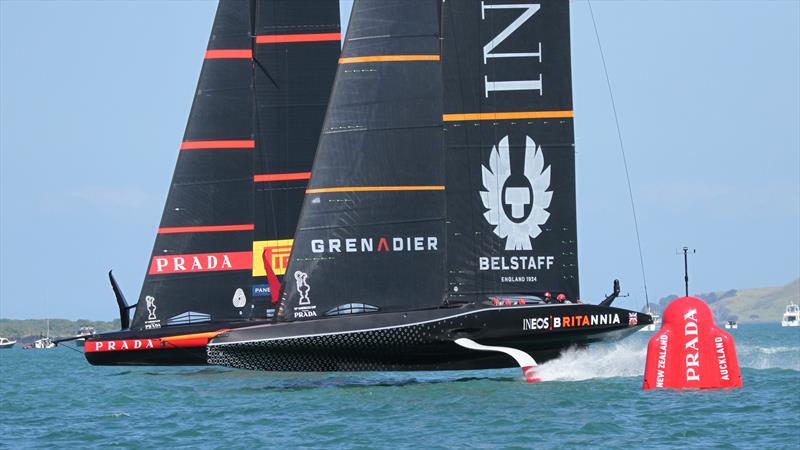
[0,318,120,342]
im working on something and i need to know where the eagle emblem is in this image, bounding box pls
[480,136,552,250]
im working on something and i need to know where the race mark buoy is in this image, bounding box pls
[643,296,742,390]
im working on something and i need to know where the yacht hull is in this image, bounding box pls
[207,303,652,371]
[84,321,252,366]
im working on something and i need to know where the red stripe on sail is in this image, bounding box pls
[180,140,255,150]
[204,49,252,59]
[253,172,311,182]
[256,33,341,44]
[157,224,254,234]
[148,251,252,275]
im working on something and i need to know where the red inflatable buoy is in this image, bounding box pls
[643,296,742,390]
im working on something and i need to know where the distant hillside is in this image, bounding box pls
[0,319,120,340]
[656,278,799,323]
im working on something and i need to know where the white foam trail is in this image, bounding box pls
[533,340,799,382]
[534,340,647,382]
[737,345,800,371]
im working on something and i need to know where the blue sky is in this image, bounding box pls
[1,0,798,320]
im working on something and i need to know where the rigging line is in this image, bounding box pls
[587,0,650,309]
[57,343,84,356]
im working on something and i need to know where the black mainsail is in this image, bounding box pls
[85,0,341,365]
[207,0,650,372]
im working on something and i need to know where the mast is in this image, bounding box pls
[277,0,578,322]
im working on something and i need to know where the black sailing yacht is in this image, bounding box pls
[205,0,652,373]
[87,0,653,372]
[85,0,342,365]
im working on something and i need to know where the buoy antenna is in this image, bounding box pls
[676,247,696,296]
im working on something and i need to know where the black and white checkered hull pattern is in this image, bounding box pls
[207,318,464,371]
[206,304,650,372]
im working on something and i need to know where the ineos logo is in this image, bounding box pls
[522,317,549,330]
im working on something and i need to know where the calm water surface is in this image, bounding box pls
[1,324,798,449]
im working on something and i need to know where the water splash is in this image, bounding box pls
[535,340,648,381]
[533,335,799,382]
[737,345,800,371]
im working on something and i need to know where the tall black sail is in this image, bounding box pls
[251,0,342,297]
[442,0,579,299]
[278,0,577,323]
[131,0,341,331]
[277,0,446,321]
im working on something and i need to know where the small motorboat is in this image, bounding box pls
[74,327,96,347]
[782,302,799,327]
[0,337,16,349]
[724,320,738,329]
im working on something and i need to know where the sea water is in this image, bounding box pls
[1,324,798,449]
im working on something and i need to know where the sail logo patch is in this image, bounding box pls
[149,251,251,275]
[293,271,317,319]
[232,288,247,308]
[253,239,293,277]
[482,2,543,97]
[144,296,161,330]
[253,284,271,297]
[311,236,438,254]
[480,135,552,250]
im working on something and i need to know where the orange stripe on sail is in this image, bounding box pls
[204,49,253,59]
[157,224,254,234]
[180,140,255,150]
[306,186,445,194]
[254,172,312,182]
[256,33,341,44]
[442,111,574,122]
[338,55,440,64]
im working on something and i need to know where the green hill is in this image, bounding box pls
[656,278,799,323]
[0,318,120,340]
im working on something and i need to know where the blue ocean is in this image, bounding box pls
[1,324,798,449]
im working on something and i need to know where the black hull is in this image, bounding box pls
[208,303,652,371]
[84,321,263,366]
[85,346,208,366]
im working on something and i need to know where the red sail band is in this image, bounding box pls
[157,224,254,234]
[204,49,252,59]
[256,33,341,44]
[180,140,255,150]
[254,172,311,182]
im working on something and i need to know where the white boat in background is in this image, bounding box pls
[33,337,55,349]
[641,306,661,331]
[25,319,56,349]
[782,302,799,327]
[724,321,738,329]
[0,337,16,349]
[74,326,96,347]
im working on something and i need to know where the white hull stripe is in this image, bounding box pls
[454,337,537,368]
